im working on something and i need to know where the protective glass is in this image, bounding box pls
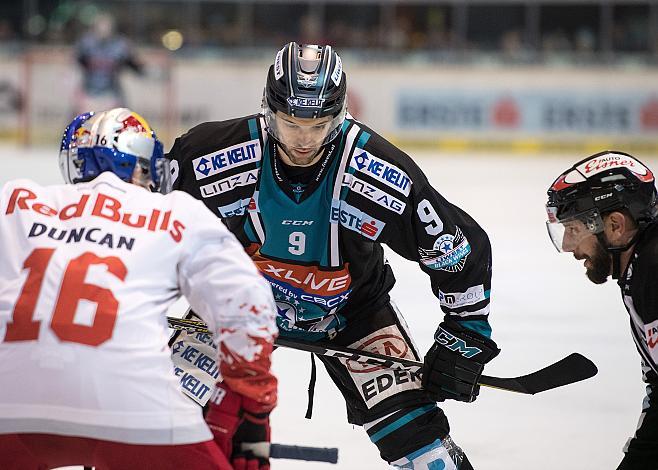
[133,151,165,191]
[545,206,604,253]
[116,130,164,190]
[263,100,346,150]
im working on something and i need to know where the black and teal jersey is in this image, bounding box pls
[166,114,493,341]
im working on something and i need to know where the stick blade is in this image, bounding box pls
[481,353,598,394]
[270,444,339,463]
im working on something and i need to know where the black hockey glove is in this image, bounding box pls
[422,319,500,403]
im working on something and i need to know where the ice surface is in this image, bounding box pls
[2,144,654,469]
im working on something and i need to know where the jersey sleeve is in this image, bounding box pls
[163,127,199,195]
[176,195,278,409]
[360,136,493,338]
[164,123,216,195]
[164,118,260,200]
[401,171,492,336]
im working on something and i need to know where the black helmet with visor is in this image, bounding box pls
[545,150,658,253]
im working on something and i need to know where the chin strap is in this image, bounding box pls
[610,248,622,280]
[265,122,339,169]
[597,230,643,280]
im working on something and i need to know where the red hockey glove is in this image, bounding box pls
[206,383,272,470]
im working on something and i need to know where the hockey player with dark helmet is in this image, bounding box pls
[545,150,658,469]
[262,42,347,166]
[167,41,500,469]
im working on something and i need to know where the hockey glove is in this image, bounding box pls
[206,383,272,470]
[422,319,500,402]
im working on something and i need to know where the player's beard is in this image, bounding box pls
[279,144,324,167]
[583,240,611,285]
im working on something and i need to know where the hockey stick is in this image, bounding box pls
[167,316,211,333]
[83,444,337,469]
[166,316,598,395]
[274,337,598,395]
[243,443,339,463]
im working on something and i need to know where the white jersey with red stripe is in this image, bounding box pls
[0,172,277,445]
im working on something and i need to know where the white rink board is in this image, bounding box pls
[0,145,654,470]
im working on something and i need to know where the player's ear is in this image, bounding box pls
[604,211,631,244]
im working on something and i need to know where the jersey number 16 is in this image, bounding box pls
[3,248,126,346]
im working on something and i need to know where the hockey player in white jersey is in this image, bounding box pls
[0,108,278,469]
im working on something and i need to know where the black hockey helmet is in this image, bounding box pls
[545,150,658,252]
[263,42,347,146]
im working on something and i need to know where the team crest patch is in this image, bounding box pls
[275,294,344,335]
[419,227,471,272]
[275,298,300,328]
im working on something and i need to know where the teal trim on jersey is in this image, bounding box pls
[403,438,445,466]
[341,119,350,132]
[460,319,492,338]
[368,405,436,443]
[257,139,343,265]
[258,168,331,264]
[342,124,369,178]
[247,118,263,169]
[357,130,371,148]
[340,126,371,200]
[243,130,359,339]
[243,214,258,244]
[247,135,358,337]
[248,118,259,141]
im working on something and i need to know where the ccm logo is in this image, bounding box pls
[435,327,482,359]
[594,193,613,201]
[282,220,313,226]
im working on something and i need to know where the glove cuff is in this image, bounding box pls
[435,319,500,364]
[211,382,243,412]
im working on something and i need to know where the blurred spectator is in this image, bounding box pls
[542,29,572,53]
[613,20,648,52]
[0,19,16,42]
[500,30,525,60]
[574,27,596,55]
[75,13,143,114]
[425,8,451,50]
[388,15,413,50]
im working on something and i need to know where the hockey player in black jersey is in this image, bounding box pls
[546,151,658,470]
[165,42,499,469]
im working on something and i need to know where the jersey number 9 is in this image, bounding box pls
[417,199,444,236]
[288,231,306,255]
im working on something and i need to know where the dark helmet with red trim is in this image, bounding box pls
[545,150,658,252]
[262,42,347,146]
